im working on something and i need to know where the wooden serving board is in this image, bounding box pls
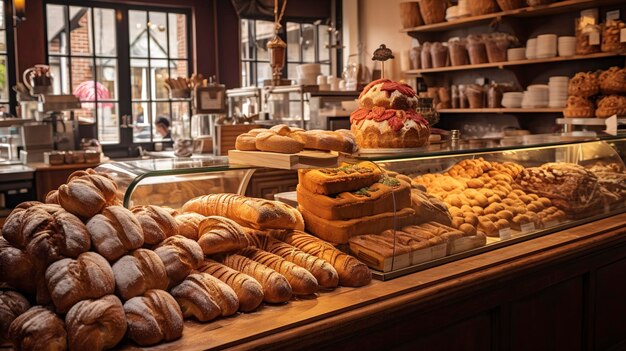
[228,149,339,169]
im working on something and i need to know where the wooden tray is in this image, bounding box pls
[228,149,339,170]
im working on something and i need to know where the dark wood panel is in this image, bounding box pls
[594,258,626,351]
[245,168,298,200]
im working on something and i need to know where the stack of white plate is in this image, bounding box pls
[522,84,549,108]
[502,92,524,108]
[526,38,537,59]
[557,36,576,57]
[548,76,569,108]
[296,64,321,85]
[536,34,557,59]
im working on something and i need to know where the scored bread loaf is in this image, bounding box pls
[57,172,118,219]
[297,162,383,195]
[0,290,30,341]
[196,216,250,255]
[235,133,258,151]
[270,230,372,287]
[221,254,292,304]
[174,212,205,240]
[0,237,36,294]
[240,247,318,295]
[86,205,144,262]
[123,289,183,346]
[45,252,115,313]
[197,260,264,312]
[255,131,305,154]
[170,273,239,322]
[154,235,204,288]
[65,295,126,351]
[247,231,338,289]
[112,249,168,301]
[8,306,67,351]
[290,129,356,153]
[183,193,304,231]
[131,205,179,246]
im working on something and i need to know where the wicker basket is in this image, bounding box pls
[496,0,526,11]
[400,1,424,28]
[468,0,500,16]
[418,0,447,25]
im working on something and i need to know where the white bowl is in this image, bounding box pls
[507,48,526,61]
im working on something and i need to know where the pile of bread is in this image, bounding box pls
[296,162,485,272]
[564,67,626,118]
[235,124,357,154]
[0,170,371,350]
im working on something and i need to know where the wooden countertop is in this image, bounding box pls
[118,213,626,351]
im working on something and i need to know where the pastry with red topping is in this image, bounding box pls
[350,79,430,148]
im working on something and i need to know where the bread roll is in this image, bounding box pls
[255,131,305,154]
[170,272,239,322]
[0,237,36,294]
[196,216,249,255]
[0,290,30,341]
[235,133,258,151]
[131,205,179,245]
[182,193,304,231]
[196,260,263,312]
[290,129,356,153]
[174,212,205,240]
[222,254,292,303]
[65,295,126,351]
[123,289,183,346]
[45,252,115,313]
[248,231,338,289]
[112,249,168,301]
[240,248,318,295]
[58,172,118,218]
[45,190,59,204]
[154,235,204,288]
[270,230,371,287]
[8,306,67,351]
[86,206,144,262]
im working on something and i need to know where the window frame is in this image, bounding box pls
[2,0,17,115]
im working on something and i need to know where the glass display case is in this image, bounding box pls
[97,132,626,280]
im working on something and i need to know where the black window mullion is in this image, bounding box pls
[146,11,154,143]
[65,5,72,95]
[91,7,99,137]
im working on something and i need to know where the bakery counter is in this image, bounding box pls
[28,162,103,202]
[119,213,626,350]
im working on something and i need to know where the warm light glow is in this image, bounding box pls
[14,0,26,19]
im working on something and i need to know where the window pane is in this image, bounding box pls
[0,56,8,102]
[133,102,151,142]
[153,102,171,140]
[169,60,188,81]
[302,24,315,63]
[130,59,148,100]
[318,25,330,62]
[0,1,5,29]
[168,13,187,59]
[151,59,169,100]
[98,102,119,144]
[241,20,252,60]
[94,8,116,56]
[321,64,330,76]
[171,101,190,139]
[255,20,274,61]
[75,106,95,124]
[71,57,94,97]
[96,58,117,100]
[257,62,271,86]
[47,5,68,55]
[69,7,92,55]
[287,63,297,81]
[49,56,70,94]
[129,10,147,58]
[242,61,252,87]
[286,22,300,62]
[148,12,168,59]
[0,30,6,53]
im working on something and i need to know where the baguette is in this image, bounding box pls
[269,230,371,287]
[255,131,304,154]
[183,193,304,231]
[196,259,264,312]
[170,273,239,322]
[239,247,318,295]
[247,230,338,289]
[196,216,250,255]
[298,162,383,195]
[221,254,292,303]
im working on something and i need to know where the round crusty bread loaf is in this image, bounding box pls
[124,289,183,346]
[112,249,168,301]
[0,237,37,294]
[58,173,118,219]
[154,235,204,288]
[45,252,115,313]
[0,290,30,340]
[255,131,304,154]
[131,205,179,246]
[197,260,264,312]
[8,306,67,351]
[65,295,126,351]
[87,206,144,262]
[170,272,239,322]
[235,133,258,151]
[173,212,205,241]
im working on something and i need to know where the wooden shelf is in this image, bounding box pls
[438,108,563,114]
[405,52,623,75]
[401,0,626,34]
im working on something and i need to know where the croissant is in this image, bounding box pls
[154,235,204,288]
[222,254,292,304]
[86,205,144,262]
[197,259,264,312]
[8,306,67,351]
[196,216,250,255]
[182,193,304,231]
[112,249,168,301]
[123,289,183,346]
[65,295,126,351]
[170,272,239,322]
[131,205,179,246]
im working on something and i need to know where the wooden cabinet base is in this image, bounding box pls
[120,213,626,350]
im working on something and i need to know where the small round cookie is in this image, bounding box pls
[255,132,305,154]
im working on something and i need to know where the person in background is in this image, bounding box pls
[155,116,172,140]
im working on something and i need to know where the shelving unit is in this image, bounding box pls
[439,108,563,114]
